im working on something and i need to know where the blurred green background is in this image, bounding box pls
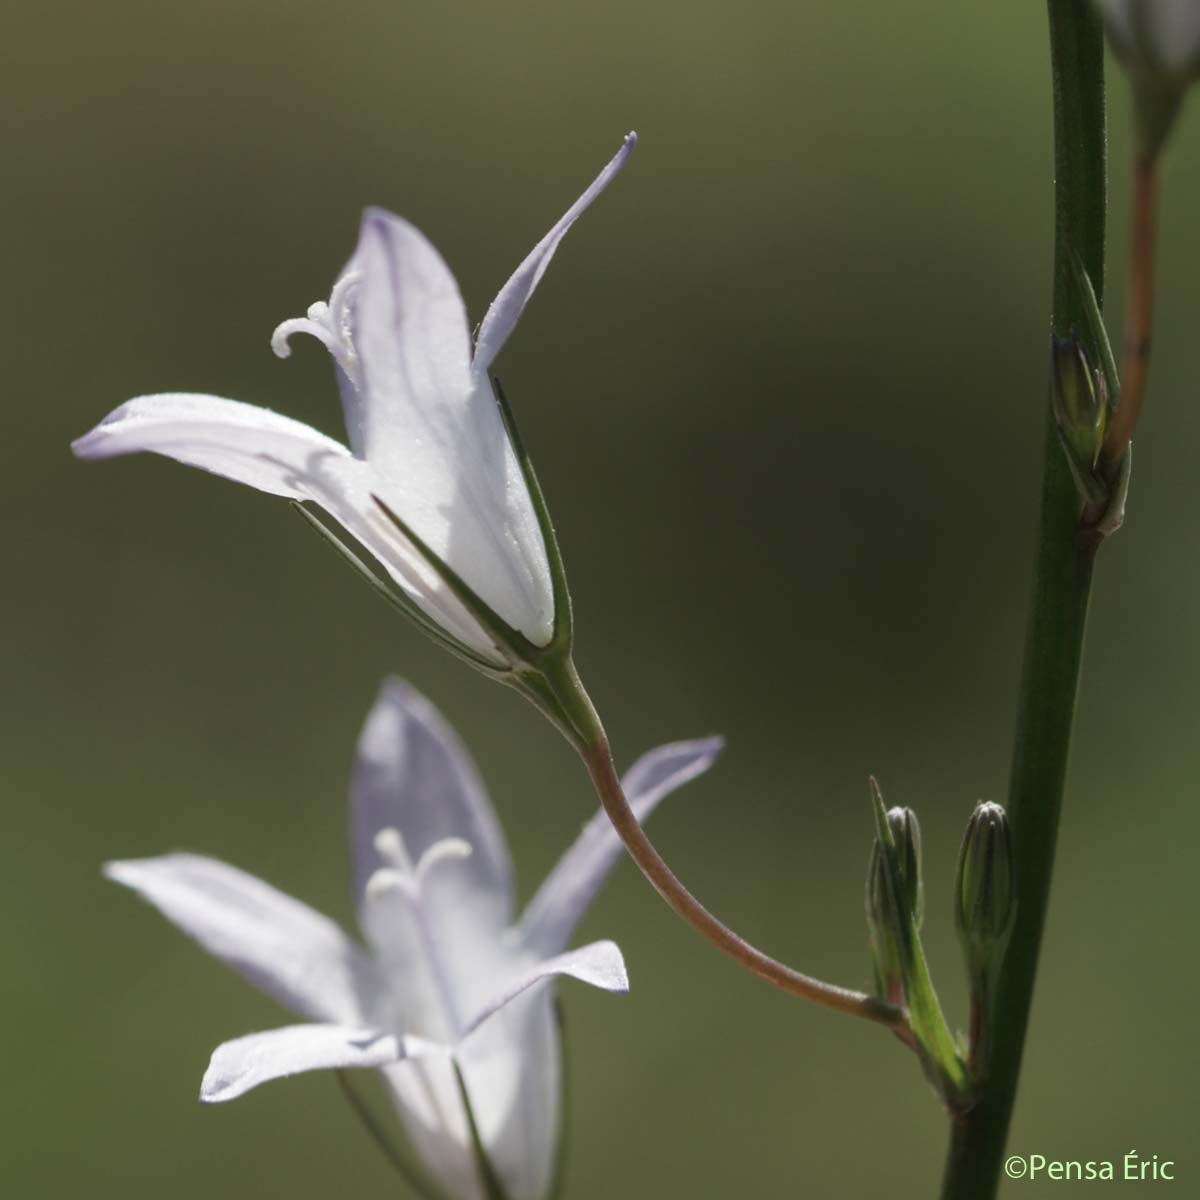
[4,1,1199,1195]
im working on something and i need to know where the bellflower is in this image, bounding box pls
[108,679,720,1200]
[72,136,636,670]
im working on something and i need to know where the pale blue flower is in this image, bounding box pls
[73,136,636,668]
[107,679,720,1200]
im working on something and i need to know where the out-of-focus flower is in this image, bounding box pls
[107,678,720,1200]
[1099,0,1200,88]
[73,136,636,669]
[1098,1,1200,157]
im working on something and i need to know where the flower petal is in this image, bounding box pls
[71,392,508,660]
[472,133,637,377]
[457,988,561,1200]
[350,210,473,456]
[106,855,381,1024]
[377,944,621,1200]
[70,392,354,498]
[516,737,723,957]
[350,678,513,924]
[460,941,628,1043]
[375,1028,551,1200]
[201,1023,402,1103]
[348,210,554,645]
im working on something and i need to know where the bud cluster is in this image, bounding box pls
[864,790,1017,1093]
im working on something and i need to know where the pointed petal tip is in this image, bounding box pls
[198,1075,236,1104]
[200,1049,250,1104]
[591,939,630,993]
[375,673,419,710]
[101,855,178,888]
[70,420,115,460]
[101,858,134,883]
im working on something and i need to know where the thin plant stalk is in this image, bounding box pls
[528,655,906,1033]
[1103,149,1161,465]
[940,2,1105,1195]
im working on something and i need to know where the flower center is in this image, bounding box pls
[365,826,474,900]
[364,827,476,1039]
[270,270,364,390]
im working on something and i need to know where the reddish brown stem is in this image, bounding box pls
[1103,152,1160,467]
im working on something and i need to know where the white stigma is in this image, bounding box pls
[270,270,363,390]
[366,828,474,901]
[415,838,473,886]
[374,826,415,872]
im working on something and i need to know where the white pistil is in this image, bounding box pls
[366,829,474,901]
[415,838,473,886]
[374,826,415,873]
[270,271,363,390]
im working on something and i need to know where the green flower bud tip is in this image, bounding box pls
[867,806,924,928]
[954,801,1015,964]
[1052,332,1107,471]
[866,805,924,996]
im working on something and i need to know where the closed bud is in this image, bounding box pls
[954,801,1015,975]
[866,805,923,998]
[1052,332,1107,476]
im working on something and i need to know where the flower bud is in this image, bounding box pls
[954,801,1015,976]
[1052,332,1107,476]
[866,805,924,997]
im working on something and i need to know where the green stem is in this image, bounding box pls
[940,3,1105,1196]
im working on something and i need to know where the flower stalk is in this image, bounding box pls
[520,650,907,1032]
[940,2,1105,1195]
[1101,145,1160,468]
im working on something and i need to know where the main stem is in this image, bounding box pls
[940,3,1105,1196]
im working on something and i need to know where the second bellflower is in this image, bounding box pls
[109,678,721,1200]
[72,136,636,668]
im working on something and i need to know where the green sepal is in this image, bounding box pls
[1066,246,1120,408]
[371,494,538,667]
[491,375,574,656]
[546,999,570,1200]
[336,1070,453,1200]
[454,1061,514,1200]
[291,502,506,677]
[1054,425,1108,509]
[1095,443,1132,538]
